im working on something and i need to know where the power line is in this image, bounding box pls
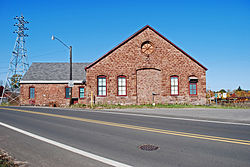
[31,49,68,58]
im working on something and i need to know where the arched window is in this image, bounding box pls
[117,76,126,96]
[97,76,107,96]
[141,41,154,55]
[170,76,179,95]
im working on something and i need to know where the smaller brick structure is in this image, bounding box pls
[20,83,86,107]
[20,63,89,106]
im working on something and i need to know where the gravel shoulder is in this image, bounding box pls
[0,126,111,167]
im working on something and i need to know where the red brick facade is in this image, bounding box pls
[20,84,86,106]
[85,26,207,105]
[20,25,207,106]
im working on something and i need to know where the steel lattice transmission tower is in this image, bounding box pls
[0,15,29,104]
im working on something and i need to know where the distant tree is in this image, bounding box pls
[219,89,226,93]
[226,89,231,97]
[206,90,215,98]
[235,91,246,97]
[10,74,22,88]
[237,86,242,91]
[247,91,250,97]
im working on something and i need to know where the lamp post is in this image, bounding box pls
[51,35,73,105]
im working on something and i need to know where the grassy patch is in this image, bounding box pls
[0,103,9,107]
[0,149,26,167]
[70,103,86,108]
[0,103,19,107]
[70,103,250,109]
[0,160,14,167]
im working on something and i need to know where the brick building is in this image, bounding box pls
[20,63,89,106]
[20,25,207,106]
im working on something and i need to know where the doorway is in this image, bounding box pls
[136,68,161,104]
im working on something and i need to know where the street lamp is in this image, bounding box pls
[51,35,73,105]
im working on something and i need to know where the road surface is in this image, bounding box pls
[0,106,250,167]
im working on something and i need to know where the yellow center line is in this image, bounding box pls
[1,107,250,146]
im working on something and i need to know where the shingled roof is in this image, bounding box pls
[21,63,90,83]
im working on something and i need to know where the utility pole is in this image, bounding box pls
[70,46,72,81]
[0,15,29,105]
[69,46,72,105]
[51,35,73,105]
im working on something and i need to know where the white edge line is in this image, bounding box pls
[0,122,133,167]
[85,110,250,126]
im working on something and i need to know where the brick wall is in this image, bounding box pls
[20,83,86,106]
[85,27,206,105]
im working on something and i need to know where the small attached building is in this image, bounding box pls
[20,25,207,106]
[20,63,89,106]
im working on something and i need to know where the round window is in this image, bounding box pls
[141,41,154,54]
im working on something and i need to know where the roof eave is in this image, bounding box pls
[85,25,207,71]
[20,80,85,84]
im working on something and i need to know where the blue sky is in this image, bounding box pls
[0,0,249,91]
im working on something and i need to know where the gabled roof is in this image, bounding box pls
[21,63,90,83]
[85,25,207,71]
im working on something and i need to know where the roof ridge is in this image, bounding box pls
[31,62,91,64]
[22,63,90,81]
[85,25,207,71]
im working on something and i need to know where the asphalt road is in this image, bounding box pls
[0,106,250,167]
